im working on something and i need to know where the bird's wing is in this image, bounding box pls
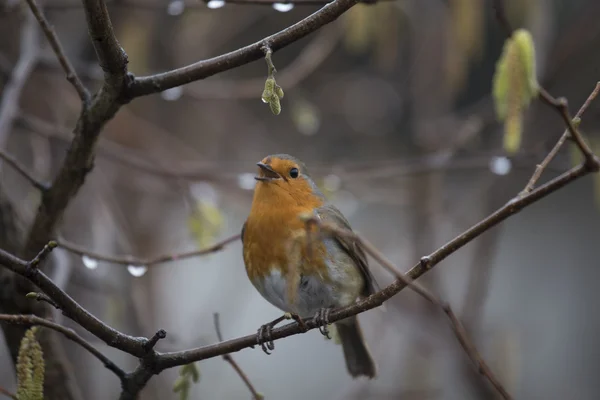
[315,204,380,296]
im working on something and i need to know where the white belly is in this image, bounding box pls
[251,266,362,318]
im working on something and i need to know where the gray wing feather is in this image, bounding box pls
[316,204,379,296]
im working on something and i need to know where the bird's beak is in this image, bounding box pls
[255,162,282,182]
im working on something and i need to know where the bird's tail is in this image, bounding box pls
[335,316,377,379]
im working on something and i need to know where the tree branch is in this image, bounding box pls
[0,386,16,400]
[0,314,127,381]
[537,88,596,165]
[0,13,38,149]
[128,0,359,97]
[522,82,600,194]
[213,313,263,400]
[23,0,89,102]
[0,148,49,191]
[1,98,598,398]
[22,0,130,257]
[56,233,240,266]
[491,0,598,170]
[304,219,511,399]
[186,23,340,100]
[0,245,151,358]
[42,0,383,10]
[153,160,596,369]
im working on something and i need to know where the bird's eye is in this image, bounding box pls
[289,168,299,179]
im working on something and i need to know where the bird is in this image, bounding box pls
[241,153,378,379]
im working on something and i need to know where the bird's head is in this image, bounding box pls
[252,154,325,208]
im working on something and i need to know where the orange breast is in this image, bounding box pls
[243,204,330,284]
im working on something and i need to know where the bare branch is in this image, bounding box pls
[305,219,511,399]
[28,240,57,268]
[143,329,167,352]
[0,13,38,149]
[22,0,130,257]
[153,160,594,370]
[16,112,234,183]
[0,314,126,381]
[537,88,597,165]
[0,148,49,191]
[56,233,241,266]
[490,0,596,166]
[522,82,600,194]
[186,24,340,100]
[26,291,59,309]
[0,385,17,400]
[42,0,383,10]
[213,313,263,400]
[23,0,90,102]
[490,1,600,191]
[0,244,150,358]
[129,0,359,97]
[81,0,128,85]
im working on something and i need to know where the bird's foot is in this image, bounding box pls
[314,307,332,339]
[256,314,287,355]
[284,312,309,332]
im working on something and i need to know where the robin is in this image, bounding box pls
[241,153,378,379]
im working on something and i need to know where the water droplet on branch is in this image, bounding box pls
[206,0,226,9]
[82,255,98,270]
[272,2,294,12]
[127,265,148,277]
[161,86,183,101]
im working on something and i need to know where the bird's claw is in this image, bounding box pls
[285,312,309,332]
[314,307,332,339]
[256,314,290,355]
[257,323,275,355]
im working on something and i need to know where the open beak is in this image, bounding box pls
[255,162,282,182]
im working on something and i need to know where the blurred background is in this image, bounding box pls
[1,0,600,398]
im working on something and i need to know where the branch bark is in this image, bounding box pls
[21,0,129,257]
[0,13,38,150]
[128,0,358,97]
[0,314,126,381]
[154,159,597,369]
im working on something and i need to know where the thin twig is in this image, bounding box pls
[0,148,49,191]
[57,233,240,266]
[537,88,597,165]
[143,329,167,352]
[521,82,600,194]
[26,291,59,309]
[213,313,263,400]
[262,46,276,76]
[490,0,600,186]
[152,160,593,370]
[0,314,127,381]
[22,0,129,257]
[16,112,235,183]
[186,24,341,100]
[0,243,151,358]
[42,0,392,9]
[0,12,38,150]
[0,150,595,390]
[129,0,360,97]
[28,240,57,267]
[0,386,16,400]
[23,0,90,102]
[305,219,511,399]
